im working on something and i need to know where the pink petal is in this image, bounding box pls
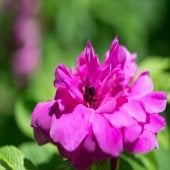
[77,41,99,66]
[122,46,137,84]
[33,128,51,145]
[144,114,166,133]
[98,67,124,96]
[104,36,126,69]
[57,144,94,170]
[129,72,153,98]
[103,108,134,128]
[76,41,100,86]
[141,92,167,113]
[92,114,123,156]
[83,132,96,152]
[96,96,116,114]
[132,130,159,153]
[70,150,94,170]
[54,64,83,100]
[124,121,142,143]
[50,104,93,152]
[54,87,81,113]
[31,100,55,144]
[121,100,146,122]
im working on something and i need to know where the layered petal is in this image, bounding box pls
[83,128,96,152]
[31,100,55,144]
[50,104,93,152]
[92,114,123,156]
[124,121,142,143]
[121,100,146,122]
[122,46,137,84]
[57,144,94,170]
[76,41,100,86]
[144,114,166,133]
[104,36,126,70]
[54,64,83,100]
[132,130,159,153]
[98,67,124,96]
[54,87,81,113]
[104,108,134,128]
[96,96,116,114]
[129,72,153,98]
[141,92,167,113]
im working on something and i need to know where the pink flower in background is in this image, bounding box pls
[12,17,40,81]
[31,37,167,170]
[5,0,41,83]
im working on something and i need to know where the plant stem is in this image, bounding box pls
[111,157,119,170]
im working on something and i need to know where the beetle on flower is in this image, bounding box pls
[31,37,167,170]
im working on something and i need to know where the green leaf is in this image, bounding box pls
[157,128,170,150]
[91,160,111,170]
[19,142,75,170]
[0,146,25,170]
[55,160,74,170]
[140,56,170,102]
[14,98,33,139]
[0,165,5,170]
[19,142,57,166]
[135,152,158,170]
[154,148,170,170]
[120,153,146,170]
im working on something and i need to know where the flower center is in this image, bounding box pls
[83,86,96,106]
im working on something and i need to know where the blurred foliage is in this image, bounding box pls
[0,0,170,170]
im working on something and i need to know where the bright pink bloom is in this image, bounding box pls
[31,37,167,170]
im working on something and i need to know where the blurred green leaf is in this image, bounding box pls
[0,165,5,170]
[0,82,15,115]
[140,56,170,102]
[20,142,57,165]
[157,128,170,150]
[91,160,111,170]
[29,35,77,101]
[19,142,75,170]
[19,142,56,166]
[0,146,25,170]
[55,160,74,170]
[154,148,170,170]
[120,153,145,170]
[135,152,158,170]
[14,98,33,139]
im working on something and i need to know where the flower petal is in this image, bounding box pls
[96,96,116,114]
[54,64,83,100]
[104,108,134,128]
[76,41,100,86]
[31,100,55,144]
[129,72,153,98]
[92,114,123,156]
[121,100,146,122]
[98,67,124,97]
[124,121,142,143]
[50,104,93,152]
[54,87,81,114]
[132,130,159,153]
[104,36,126,70]
[57,144,94,170]
[141,92,167,113]
[122,46,137,84]
[144,114,166,133]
